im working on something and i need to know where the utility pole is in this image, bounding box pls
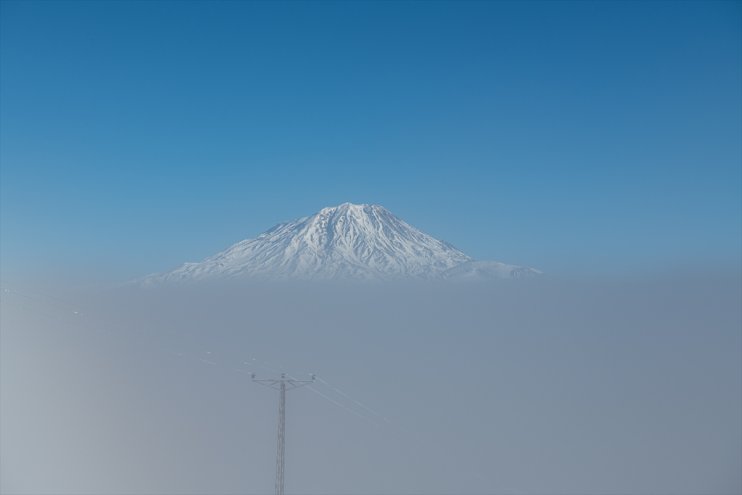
[252,373,314,495]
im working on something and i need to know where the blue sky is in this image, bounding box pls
[1,0,740,280]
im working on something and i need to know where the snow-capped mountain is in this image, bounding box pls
[142,203,539,283]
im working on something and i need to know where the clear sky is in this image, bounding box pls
[1,0,740,281]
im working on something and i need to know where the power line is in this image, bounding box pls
[305,384,381,427]
[314,376,390,424]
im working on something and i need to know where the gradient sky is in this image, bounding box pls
[1,0,740,281]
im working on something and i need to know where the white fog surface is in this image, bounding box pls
[1,275,740,494]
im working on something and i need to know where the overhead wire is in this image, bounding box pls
[4,285,387,427]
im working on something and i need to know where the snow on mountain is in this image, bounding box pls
[141,203,538,284]
[442,260,542,280]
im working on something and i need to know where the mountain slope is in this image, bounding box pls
[442,260,542,280]
[142,203,538,283]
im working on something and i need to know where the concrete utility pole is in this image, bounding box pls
[252,373,314,495]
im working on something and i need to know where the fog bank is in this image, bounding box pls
[1,273,740,494]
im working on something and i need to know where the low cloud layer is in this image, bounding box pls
[2,273,741,494]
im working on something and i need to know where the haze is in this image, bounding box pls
[2,275,740,494]
[1,1,740,494]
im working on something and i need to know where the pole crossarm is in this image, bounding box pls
[252,372,315,391]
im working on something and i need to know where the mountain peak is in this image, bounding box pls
[318,202,385,215]
[141,203,539,283]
